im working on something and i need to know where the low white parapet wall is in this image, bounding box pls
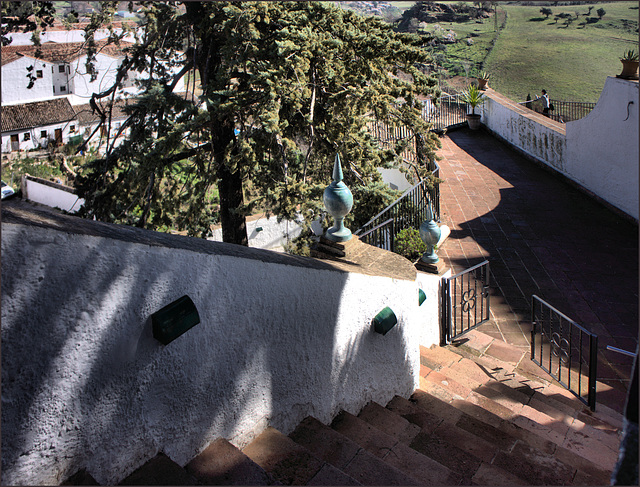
[22,174,84,213]
[1,205,441,485]
[481,80,638,221]
[482,89,567,173]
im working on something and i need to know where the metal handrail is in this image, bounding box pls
[358,217,394,239]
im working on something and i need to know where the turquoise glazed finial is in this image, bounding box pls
[419,201,441,263]
[323,154,353,242]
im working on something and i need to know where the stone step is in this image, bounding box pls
[241,426,327,485]
[118,453,198,485]
[422,362,621,472]
[423,334,624,436]
[356,401,422,444]
[289,415,415,486]
[186,438,275,485]
[331,410,461,485]
[408,389,616,484]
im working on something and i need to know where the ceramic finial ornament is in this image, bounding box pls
[419,201,441,263]
[323,153,353,242]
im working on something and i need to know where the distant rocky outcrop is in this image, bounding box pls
[396,1,491,32]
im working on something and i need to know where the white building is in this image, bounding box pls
[1,40,140,106]
[1,98,79,152]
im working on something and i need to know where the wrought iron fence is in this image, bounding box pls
[423,94,469,132]
[530,295,598,411]
[441,260,491,344]
[355,177,439,249]
[358,217,394,251]
[521,98,596,123]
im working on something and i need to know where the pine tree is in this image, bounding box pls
[6,2,442,245]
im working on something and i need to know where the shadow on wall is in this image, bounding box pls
[0,202,417,485]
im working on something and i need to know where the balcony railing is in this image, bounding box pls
[520,98,596,123]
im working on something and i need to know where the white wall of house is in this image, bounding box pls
[21,176,84,213]
[68,53,130,102]
[1,120,78,153]
[1,57,56,104]
[5,28,137,46]
[565,77,639,221]
[1,220,436,485]
[209,214,304,251]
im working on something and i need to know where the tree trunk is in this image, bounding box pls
[217,162,248,246]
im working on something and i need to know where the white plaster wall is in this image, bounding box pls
[1,57,55,104]
[378,167,413,192]
[1,120,75,153]
[69,53,123,101]
[483,94,566,173]
[22,177,85,213]
[565,77,639,220]
[1,222,431,485]
[210,215,304,251]
[415,269,451,348]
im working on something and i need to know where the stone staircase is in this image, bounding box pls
[64,330,624,486]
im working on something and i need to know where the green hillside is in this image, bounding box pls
[486,2,638,103]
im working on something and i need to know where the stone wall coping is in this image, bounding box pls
[2,199,417,281]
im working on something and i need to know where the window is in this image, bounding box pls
[41,130,47,139]
[36,70,43,78]
[58,65,65,73]
[23,133,30,141]
[52,66,54,74]
[67,66,70,74]
[60,86,66,92]
[115,122,121,129]
[69,125,75,133]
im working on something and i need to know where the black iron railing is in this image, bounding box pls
[423,94,469,132]
[355,177,439,249]
[441,260,491,344]
[358,218,394,251]
[530,295,598,411]
[520,98,596,123]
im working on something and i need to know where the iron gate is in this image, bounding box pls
[530,295,598,411]
[441,260,490,345]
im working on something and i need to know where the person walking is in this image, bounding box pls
[535,89,550,117]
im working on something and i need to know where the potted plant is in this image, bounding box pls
[459,84,485,130]
[477,71,490,90]
[619,49,639,80]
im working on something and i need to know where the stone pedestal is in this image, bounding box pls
[415,258,446,275]
[310,235,359,259]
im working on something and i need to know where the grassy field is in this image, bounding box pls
[414,2,637,103]
[485,2,638,103]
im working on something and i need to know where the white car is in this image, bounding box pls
[1,181,15,200]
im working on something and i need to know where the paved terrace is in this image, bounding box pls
[436,128,638,412]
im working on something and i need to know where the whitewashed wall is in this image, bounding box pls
[1,218,437,485]
[482,90,567,173]
[1,57,56,104]
[1,120,77,153]
[21,176,85,213]
[210,214,304,251]
[565,77,639,221]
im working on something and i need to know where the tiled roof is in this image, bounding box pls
[73,100,130,125]
[1,40,133,66]
[1,98,78,132]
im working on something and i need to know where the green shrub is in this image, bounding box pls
[394,228,427,261]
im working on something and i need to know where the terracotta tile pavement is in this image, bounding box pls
[435,128,638,411]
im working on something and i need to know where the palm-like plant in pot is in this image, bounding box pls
[619,49,639,80]
[477,71,490,90]
[459,84,485,130]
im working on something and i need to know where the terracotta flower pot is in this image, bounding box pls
[466,113,481,130]
[477,78,489,90]
[619,60,639,80]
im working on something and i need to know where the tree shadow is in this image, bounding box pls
[1,201,418,484]
[437,129,638,400]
